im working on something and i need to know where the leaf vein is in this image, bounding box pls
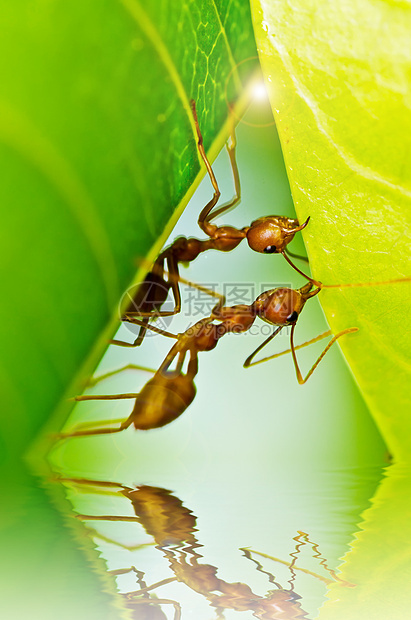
[271,38,411,200]
[119,0,202,164]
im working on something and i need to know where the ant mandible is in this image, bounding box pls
[113,99,316,348]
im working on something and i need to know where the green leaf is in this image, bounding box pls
[0,0,257,459]
[0,464,121,620]
[317,463,411,620]
[251,0,411,461]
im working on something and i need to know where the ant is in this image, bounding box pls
[210,275,411,383]
[56,478,352,620]
[57,279,260,439]
[58,274,411,439]
[57,318,221,438]
[108,566,181,620]
[209,281,356,384]
[113,99,315,348]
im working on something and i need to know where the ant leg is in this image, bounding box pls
[119,318,178,339]
[163,269,227,314]
[244,330,332,368]
[205,130,242,223]
[76,514,142,523]
[243,326,284,367]
[109,567,147,585]
[118,260,173,346]
[126,577,178,596]
[60,417,133,435]
[164,348,199,379]
[126,596,181,620]
[123,569,181,620]
[184,278,225,314]
[56,409,136,439]
[170,350,186,375]
[293,532,354,587]
[54,480,155,548]
[91,535,153,551]
[116,257,181,347]
[88,364,156,387]
[242,548,334,586]
[190,100,221,233]
[132,316,150,346]
[165,252,181,314]
[121,287,150,347]
[114,270,225,347]
[290,324,359,384]
[284,247,309,264]
[241,548,283,589]
[111,316,179,347]
[157,339,188,375]
[125,254,183,319]
[73,393,140,401]
[110,567,178,597]
[282,250,322,287]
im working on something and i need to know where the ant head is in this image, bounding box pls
[253,285,311,326]
[245,216,310,254]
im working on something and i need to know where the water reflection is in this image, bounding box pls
[56,478,352,619]
[318,462,411,620]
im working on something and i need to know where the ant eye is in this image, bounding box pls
[286,311,298,323]
[263,245,277,254]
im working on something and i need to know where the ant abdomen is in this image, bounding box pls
[125,485,198,546]
[124,270,170,316]
[130,371,196,430]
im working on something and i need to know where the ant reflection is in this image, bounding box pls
[57,478,353,619]
[109,565,180,619]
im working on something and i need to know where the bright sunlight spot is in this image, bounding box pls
[252,81,268,100]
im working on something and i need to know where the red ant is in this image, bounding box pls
[57,317,222,438]
[108,566,181,620]
[58,272,411,439]
[56,478,352,620]
[57,275,262,439]
[207,274,411,382]
[113,99,315,348]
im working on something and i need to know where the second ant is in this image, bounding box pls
[114,99,316,348]
[55,274,411,440]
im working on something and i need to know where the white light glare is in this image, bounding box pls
[252,81,268,101]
